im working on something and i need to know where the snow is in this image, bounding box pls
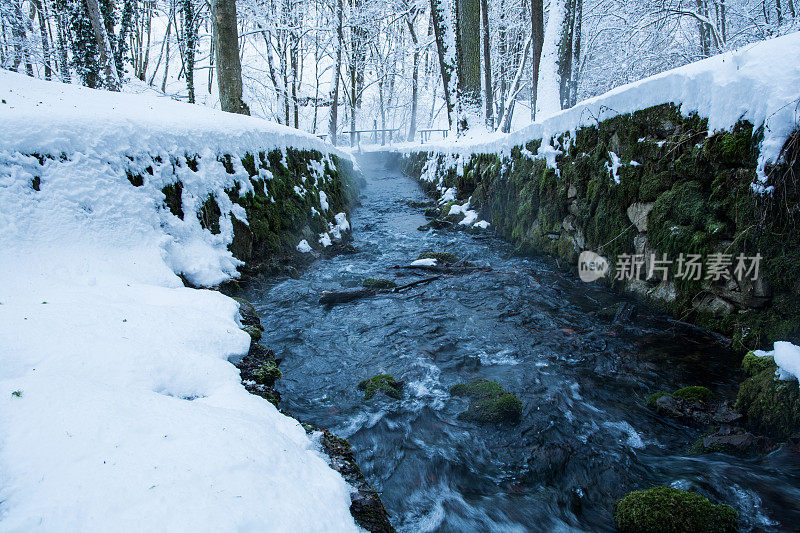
[319,232,333,247]
[754,341,800,385]
[411,258,438,267]
[394,32,800,189]
[0,72,358,531]
[319,190,330,211]
[296,239,314,253]
[606,151,622,184]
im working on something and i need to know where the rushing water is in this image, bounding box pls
[243,153,800,532]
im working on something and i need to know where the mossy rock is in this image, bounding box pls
[242,325,263,342]
[645,391,671,409]
[741,350,775,376]
[736,365,800,440]
[614,487,737,533]
[255,362,282,387]
[358,374,403,400]
[672,386,712,404]
[362,278,398,290]
[418,251,459,264]
[450,378,522,423]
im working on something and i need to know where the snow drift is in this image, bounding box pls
[0,72,360,531]
[401,31,800,188]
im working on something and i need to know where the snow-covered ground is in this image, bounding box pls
[392,32,800,189]
[0,71,359,531]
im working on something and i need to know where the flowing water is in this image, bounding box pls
[242,153,800,532]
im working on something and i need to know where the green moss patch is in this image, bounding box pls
[614,486,737,533]
[254,362,282,387]
[362,278,398,290]
[672,386,713,404]
[450,378,522,423]
[358,374,403,400]
[741,350,775,376]
[646,391,671,409]
[736,364,800,440]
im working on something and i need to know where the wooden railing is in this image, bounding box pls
[316,126,450,146]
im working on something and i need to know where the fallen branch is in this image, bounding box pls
[319,288,376,305]
[392,275,441,292]
[393,264,492,274]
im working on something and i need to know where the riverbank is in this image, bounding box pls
[0,71,369,531]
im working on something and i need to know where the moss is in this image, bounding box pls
[362,278,397,290]
[736,365,800,440]
[242,325,262,342]
[672,386,712,403]
[614,487,737,533]
[254,362,282,387]
[418,251,459,264]
[450,378,522,423]
[358,374,403,400]
[741,350,775,376]
[198,194,222,235]
[646,391,671,409]
[161,181,184,219]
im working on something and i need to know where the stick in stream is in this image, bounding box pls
[319,276,441,305]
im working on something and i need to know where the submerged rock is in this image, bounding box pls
[450,378,522,423]
[614,486,737,533]
[358,374,403,400]
[645,386,734,425]
[691,425,776,456]
[361,278,398,290]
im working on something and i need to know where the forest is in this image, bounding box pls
[2,0,798,143]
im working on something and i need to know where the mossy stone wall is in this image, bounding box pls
[402,104,800,351]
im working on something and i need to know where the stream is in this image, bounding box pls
[242,153,800,532]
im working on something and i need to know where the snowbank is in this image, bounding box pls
[395,32,800,186]
[754,341,800,385]
[0,72,359,531]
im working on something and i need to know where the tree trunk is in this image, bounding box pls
[328,0,343,144]
[406,14,419,141]
[456,0,481,131]
[430,0,454,128]
[530,0,544,120]
[480,0,493,128]
[211,0,249,114]
[85,0,121,90]
[535,0,563,119]
[31,0,52,79]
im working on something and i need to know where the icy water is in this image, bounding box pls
[243,153,800,532]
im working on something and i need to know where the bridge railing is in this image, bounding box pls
[316,126,451,146]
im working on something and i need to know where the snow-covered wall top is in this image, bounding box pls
[0,73,360,531]
[397,32,800,186]
[0,70,348,159]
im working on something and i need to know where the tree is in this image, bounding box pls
[212,0,250,114]
[455,0,481,131]
[530,0,543,119]
[430,0,455,128]
[85,0,120,89]
[535,0,563,119]
[480,0,493,127]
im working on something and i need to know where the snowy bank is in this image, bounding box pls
[0,72,360,531]
[396,32,800,186]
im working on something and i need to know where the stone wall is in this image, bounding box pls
[402,104,800,351]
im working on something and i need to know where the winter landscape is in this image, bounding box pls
[1,0,800,531]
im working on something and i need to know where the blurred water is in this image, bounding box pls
[243,153,800,532]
